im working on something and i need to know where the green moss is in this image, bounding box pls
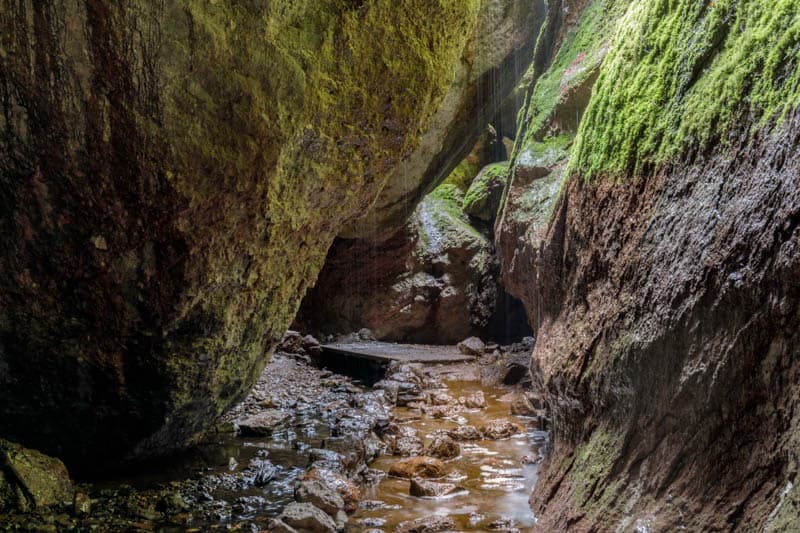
[569,428,623,510]
[442,157,481,192]
[462,162,510,221]
[518,0,620,148]
[571,0,800,178]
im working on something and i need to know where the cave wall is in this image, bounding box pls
[0,0,499,470]
[498,0,800,529]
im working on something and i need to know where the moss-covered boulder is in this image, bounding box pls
[0,440,74,512]
[462,162,510,222]
[0,0,522,469]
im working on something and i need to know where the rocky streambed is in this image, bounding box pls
[0,338,547,532]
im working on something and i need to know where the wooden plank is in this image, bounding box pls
[321,341,474,364]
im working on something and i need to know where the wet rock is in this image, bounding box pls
[236,410,289,437]
[303,469,360,514]
[393,436,424,457]
[308,448,346,473]
[295,480,345,518]
[396,515,457,533]
[481,420,523,440]
[509,395,536,416]
[279,502,337,533]
[303,335,323,356]
[267,518,299,533]
[421,405,460,419]
[409,478,466,498]
[0,439,74,510]
[241,455,278,487]
[425,435,460,460]
[447,425,483,441]
[388,457,446,479]
[427,390,455,406]
[487,516,520,532]
[461,390,487,409]
[457,336,486,356]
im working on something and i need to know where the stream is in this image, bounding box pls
[350,377,548,532]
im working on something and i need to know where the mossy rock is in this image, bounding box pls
[0,439,74,511]
[462,162,510,222]
[0,0,515,470]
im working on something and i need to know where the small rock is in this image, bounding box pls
[388,457,446,479]
[481,420,523,439]
[302,334,323,356]
[447,425,482,441]
[461,390,487,409]
[396,515,457,533]
[236,409,289,437]
[393,436,424,457]
[425,435,459,460]
[427,391,455,406]
[457,336,485,356]
[72,491,91,517]
[487,516,520,532]
[279,502,337,533]
[409,478,466,498]
[295,480,345,518]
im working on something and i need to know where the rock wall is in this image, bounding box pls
[498,0,800,529]
[299,178,500,344]
[0,0,517,470]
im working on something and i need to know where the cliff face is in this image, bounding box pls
[0,0,505,470]
[499,0,800,529]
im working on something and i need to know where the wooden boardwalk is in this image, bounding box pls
[321,341,474,364]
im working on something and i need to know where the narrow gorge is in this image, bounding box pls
[0,0,798,531]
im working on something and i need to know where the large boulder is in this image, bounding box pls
[0,1,532,469]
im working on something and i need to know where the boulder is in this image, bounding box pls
[303,468,360,515]
[480,420,523,440]
[236,410,290,437]
[461,391,487,409]
[0,0,530,469]
[279,502,337,533]
[396,515,457,533]
[388,457,447,479]
[0,439,74,511]
[424,436,460,460]
[447,425,483,441]
[295,480,345,518]
[462,162,510,222]
[457,337,486,356]
[409,478,466,498]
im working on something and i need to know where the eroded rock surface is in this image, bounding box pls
[0,0,531,469]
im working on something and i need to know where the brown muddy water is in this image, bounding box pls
[350,379,547,532]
